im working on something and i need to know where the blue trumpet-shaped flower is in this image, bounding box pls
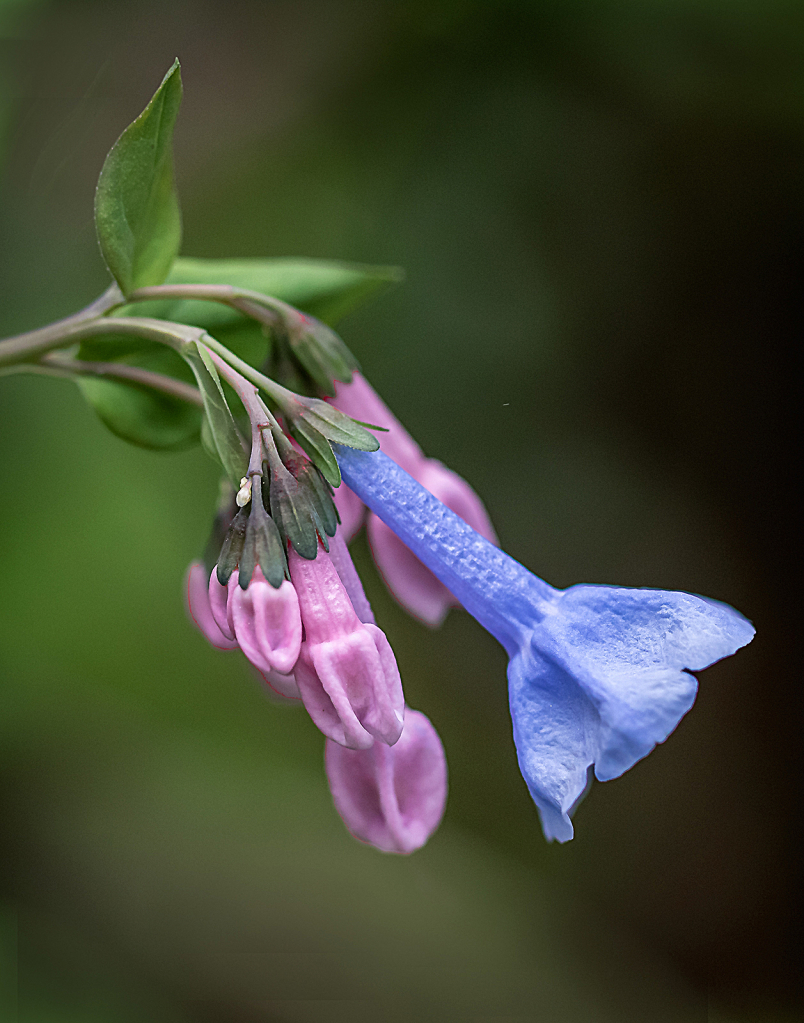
[334,446,755,842]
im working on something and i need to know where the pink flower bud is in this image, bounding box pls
[368,459,498,627]
[257,668,301,701]
[331,374,497,626]
[208,568,236,640]
[325,708,448,853]
[185,561,238,650]
[289,545,404,750]
[229,567,303,676]
[328,531,375,625]
[332,373,424,474]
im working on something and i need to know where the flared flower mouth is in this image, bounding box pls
[333,444,755,842]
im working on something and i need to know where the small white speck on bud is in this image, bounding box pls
[236,477,252,507]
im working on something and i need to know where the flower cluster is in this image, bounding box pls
[186,365,452,852]
[2,61,754,856]
[188,369,754,849]
[188,522,447,851]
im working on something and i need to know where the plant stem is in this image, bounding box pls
[129,283,294,327]
[204,348,271,475]
[201,333,298,411]
[42,354,204,406]
[0,285,125,367]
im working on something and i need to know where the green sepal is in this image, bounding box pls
[267,465,327,561]
[285,417,340,487]
[305,317,358,378]
[295,398,379,452]
[302,465,338,539]
[216,506,249,586]
[287,315,357,397]
[238,488,286,589]
[280,450,338,539]
[203,486,236,576]
[184,343,247,487]
[288,335,341,397]
[94,60,182,295]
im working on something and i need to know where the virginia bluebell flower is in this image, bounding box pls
[334,446,755,842]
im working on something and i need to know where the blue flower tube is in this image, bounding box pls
[334,445,755,842]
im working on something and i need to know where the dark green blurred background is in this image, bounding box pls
[1,1,800,1020]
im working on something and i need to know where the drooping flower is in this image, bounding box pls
[331,373,497,625]
[333,445,756,842]
[325,708,448,854]
[322,535,448,853]
[289,543,405,750]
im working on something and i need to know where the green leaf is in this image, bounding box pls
[73,337,201,450]
[169,257,403,323]
[94,60,183,295]
[184,344,247,486]
[76,376,200,451]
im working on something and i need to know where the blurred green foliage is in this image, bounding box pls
[1,0,800,1019]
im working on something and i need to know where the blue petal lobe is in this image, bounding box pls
[529,585,756,783]
[508,645,600,842]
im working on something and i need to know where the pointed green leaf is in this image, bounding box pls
[95,60,182,294]
[184,344,247,487]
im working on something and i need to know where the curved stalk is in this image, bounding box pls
[0,284,125,368]
[43,354,204,406]
[128,283,293,328]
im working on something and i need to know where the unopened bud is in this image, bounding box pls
[325,708,447,854]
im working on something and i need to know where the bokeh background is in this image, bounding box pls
[1,1,801,1020]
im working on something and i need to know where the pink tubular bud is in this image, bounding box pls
[257,668,301,701]
[325,708,447,854]
[332,373,424,474]
[368,459,498,627]
[185,561,238,650]
[230,568,302,676]
[289,545,404,750]
[331,374,497,626]
[328,530,375,626]
[208,567,236,640]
